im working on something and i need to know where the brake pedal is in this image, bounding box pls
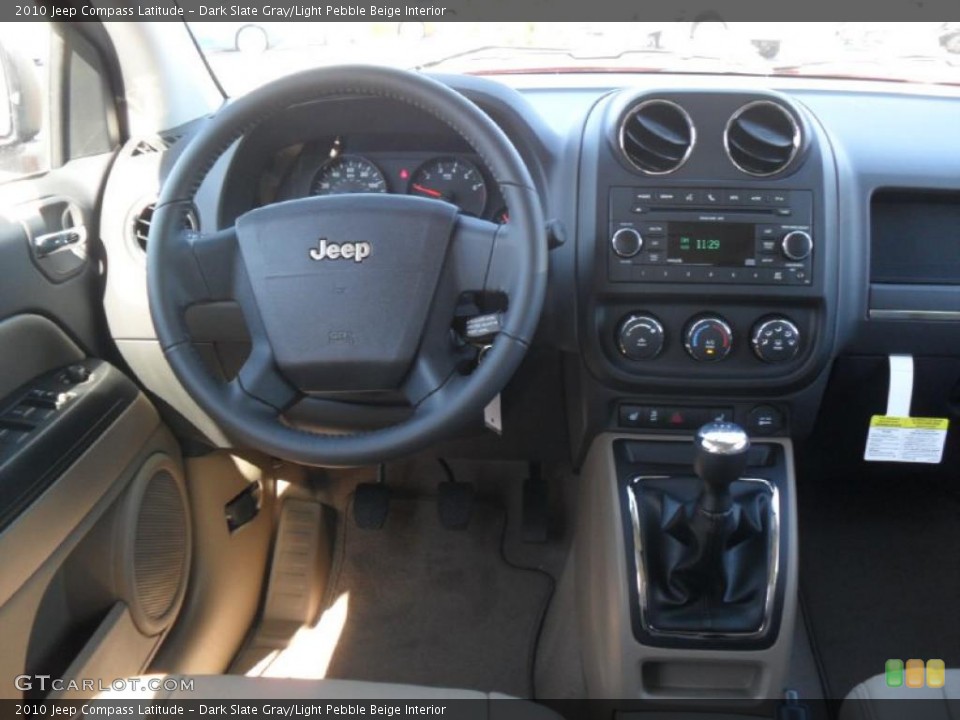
[438,481,475,530]
[353,482,390,529]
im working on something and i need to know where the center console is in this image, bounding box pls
[576,429,798,700]
[571,88,835,700]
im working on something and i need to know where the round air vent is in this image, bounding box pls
[724,100,801,177]
[132,201,199,251]
[618,99,695,175]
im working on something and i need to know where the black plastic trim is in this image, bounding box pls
[0,360,139,531]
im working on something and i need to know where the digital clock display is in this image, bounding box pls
[667,222,755,266]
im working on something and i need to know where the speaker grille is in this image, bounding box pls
[133,470,188,622]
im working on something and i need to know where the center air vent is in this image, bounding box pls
[618,99,695,175]
[724,100,800,176]
[132,201,199,251]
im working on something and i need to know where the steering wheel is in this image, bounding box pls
[147,66,546,466]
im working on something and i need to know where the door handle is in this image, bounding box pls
[33,225,87,258]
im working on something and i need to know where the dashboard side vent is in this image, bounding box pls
[724,101,801,176]
[618,99,695,175]
[131,137,167,157]
[131,133,183,157]
[132,201,199,251]
[158,131,183,148]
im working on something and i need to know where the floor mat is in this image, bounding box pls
[316,497,552,697]
[799,469,960,700]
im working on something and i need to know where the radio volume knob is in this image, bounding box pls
[617,314,665,360]
[611,227,643,258]
[781,230,813,261]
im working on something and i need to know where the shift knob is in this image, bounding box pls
[693,421,750,513]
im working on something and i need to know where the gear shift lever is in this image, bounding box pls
[630,420,775,635]
[693,421,750,513]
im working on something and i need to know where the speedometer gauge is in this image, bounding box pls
[408,157,488,217]
[311,155,388,196]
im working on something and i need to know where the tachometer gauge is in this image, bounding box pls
[311,155,388,196]
[408,157,488,217]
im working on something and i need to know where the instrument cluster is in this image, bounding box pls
[273,141,509,224]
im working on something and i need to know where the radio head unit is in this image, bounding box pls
[608,188,813,285]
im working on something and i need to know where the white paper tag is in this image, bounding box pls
[484,393,502,435]
[886,354,914,416]
[864,416,949,464]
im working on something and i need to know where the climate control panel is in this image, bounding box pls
[615,312,803,364]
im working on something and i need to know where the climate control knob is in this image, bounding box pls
[781,230,813,261]
[611,227,643,258]
[684,316,734,362]
[617,314,665,360]
[751,317,801,363]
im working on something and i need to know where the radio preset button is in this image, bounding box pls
[781,230,813,261]
[611,227,643,258]
[617,314,666,360]
[684,316,734,362]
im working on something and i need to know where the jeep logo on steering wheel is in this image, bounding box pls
[309,238,371,263]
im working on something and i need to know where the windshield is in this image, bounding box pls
[187,21,960,96]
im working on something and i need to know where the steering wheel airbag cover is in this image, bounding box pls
[236,194,458,393]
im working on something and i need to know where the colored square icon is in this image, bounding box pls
[927,659,945,688]
[905,659,925,688]
[885,659,904,687]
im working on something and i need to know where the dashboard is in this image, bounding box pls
[99,72,960,463]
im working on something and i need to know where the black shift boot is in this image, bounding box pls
[634,476,774,634]
[631,422,776,635]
